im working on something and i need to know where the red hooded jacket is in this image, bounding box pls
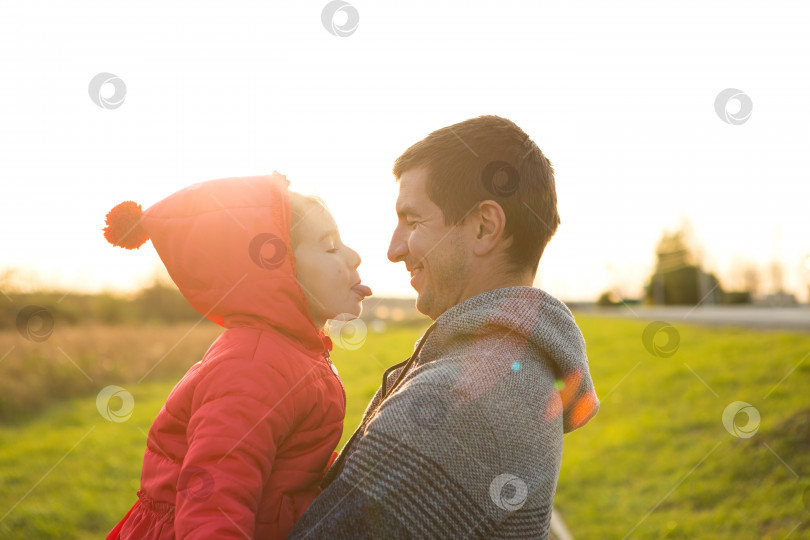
[106,173,345,539]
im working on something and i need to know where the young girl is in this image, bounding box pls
[102,172,372,539]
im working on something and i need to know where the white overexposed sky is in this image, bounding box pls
[1,0,809,302]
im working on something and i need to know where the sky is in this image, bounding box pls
[1,0,809,303]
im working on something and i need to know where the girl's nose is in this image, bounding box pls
[348,247,361,269]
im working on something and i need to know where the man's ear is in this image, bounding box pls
[470,200,507,257]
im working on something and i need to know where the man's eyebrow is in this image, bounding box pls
[396,205,422,219]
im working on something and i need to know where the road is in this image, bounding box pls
[571,304,810,333]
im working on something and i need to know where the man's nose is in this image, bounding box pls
[387,226,408,263]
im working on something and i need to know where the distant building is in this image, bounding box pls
[755,292,799,307]
[646,265,724,306]
[645,229,725,306]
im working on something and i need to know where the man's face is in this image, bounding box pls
[387,168,470,320]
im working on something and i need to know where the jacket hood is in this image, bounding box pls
[416,286,599,433]
[136,173,330,354]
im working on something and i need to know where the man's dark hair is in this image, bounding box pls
[392,115,560,276]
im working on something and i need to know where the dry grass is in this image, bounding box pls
[0,321,224,423]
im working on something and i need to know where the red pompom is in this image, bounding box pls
[103,201,149,249]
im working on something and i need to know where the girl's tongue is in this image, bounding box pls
[352,283,373,297]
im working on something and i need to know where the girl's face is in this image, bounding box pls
[293,205,367,330]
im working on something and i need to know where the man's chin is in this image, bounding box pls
[415,292,437,320]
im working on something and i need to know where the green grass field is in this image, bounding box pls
[1,316,808,538]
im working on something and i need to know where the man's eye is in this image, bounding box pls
[406,221,418,228]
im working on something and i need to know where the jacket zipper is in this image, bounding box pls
[323,349,347,410]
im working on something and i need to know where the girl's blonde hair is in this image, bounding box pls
[289,191,329,251]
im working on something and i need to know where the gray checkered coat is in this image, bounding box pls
[289,287,599,539]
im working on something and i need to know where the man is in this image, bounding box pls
[290,115,599,539]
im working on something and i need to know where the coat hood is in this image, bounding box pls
[416,286,599,433]
[106,173,330,355]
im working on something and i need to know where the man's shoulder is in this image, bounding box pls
[407,346,557,397]
[378,355,557,433]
